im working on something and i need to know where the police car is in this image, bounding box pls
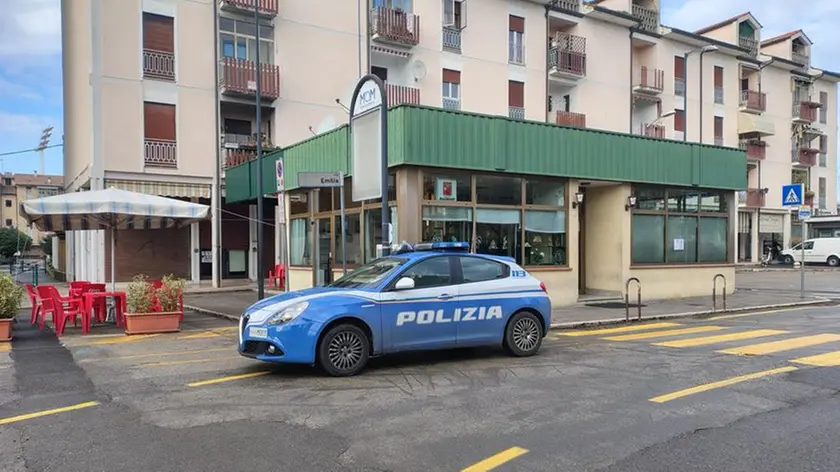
[238,242,551,376]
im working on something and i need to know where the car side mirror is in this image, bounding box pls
[394,277,415,290]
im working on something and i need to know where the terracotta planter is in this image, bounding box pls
[124,312,182,335]
[0,318,12,342]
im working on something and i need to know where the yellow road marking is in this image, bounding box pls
[461,447,529,472]
[72,334,160,347]
[178,332,221,340]
[603,326,725,341]
[653,329,788,348]
[555,322,682,337]
[77,347,231,363]
[791,350,840,367]
[718,333,840,356]
[141,357,237,367]
[0,344,9,353]
[188,371,270,387]
[709,306,818,321]
[0,401,100,425]
[649,366,798,403]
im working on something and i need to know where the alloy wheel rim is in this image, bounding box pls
[512,317,540,352]
[328,331,364,371]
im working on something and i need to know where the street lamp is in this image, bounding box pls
[36,126,53,175]
[683,45,718,142]
[571,190,584,209]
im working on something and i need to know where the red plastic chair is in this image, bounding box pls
[25,284,42,325]
[268,265,286,289]
[43,285,86,336]
[79,283,107,323]
[69,281,90,297]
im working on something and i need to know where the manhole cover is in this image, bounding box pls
[585,302,647,309]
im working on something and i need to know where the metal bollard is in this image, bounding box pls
[712,274,727,313]
[625,277,642,321]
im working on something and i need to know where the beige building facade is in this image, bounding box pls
[61,0,838,296]
[0,173,63,243]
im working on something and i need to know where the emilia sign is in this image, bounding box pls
[350,74,392,254]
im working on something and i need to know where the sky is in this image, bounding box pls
[0,0,838,177]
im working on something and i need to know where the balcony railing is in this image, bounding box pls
[634,66,664,93]
[640,123,665,138]
[219,0,278,17]
[548,33,586,78]
[739,90,766,113]
[386,83,420,107]
[443,98,460,110]
[739,140,766,160]
[742,189,766,207]
[442,27,461,52]
[673,130,684,140]
[555,110,586,128]
[370,7,420,47]
[714,86,724,104]
[224,149,256,169]
[674,77,685,97]
[144,139,177,168]
[792,50,809,65]
[739,36,758,56]
[714,136,724,146]
[631,4,658,34]
[792,148,818,167]
[553,0,580,12]
[143,49,175,81]
[219,57,280,100]
[792,102,817,123]
[509,107,525,120]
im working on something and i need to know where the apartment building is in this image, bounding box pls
[0,173,63,242]
[61,0,837,298]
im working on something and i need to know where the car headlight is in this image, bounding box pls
[265,301,309,325]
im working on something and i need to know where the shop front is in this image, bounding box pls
[225,105,746,306]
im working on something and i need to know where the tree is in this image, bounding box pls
[0,228,32,259]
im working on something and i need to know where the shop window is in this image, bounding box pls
[422,206,473,243]
[524,210,566,265]
[423,172,470,201]
[290,217,310,265]
[475,208,521,264]
[476,175,521,205]
[459,256,509,284]
[526,180,564,206]
[364,206,398,263]
[631,186,729,264]
[334,213,362,265]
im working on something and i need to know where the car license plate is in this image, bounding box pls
[248,327,268,338]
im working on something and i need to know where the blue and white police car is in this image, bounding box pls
[238,242,551,376]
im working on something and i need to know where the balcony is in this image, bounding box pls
[142,49,175,81]
[792,102,817,124]
[509,107,525,120]
[673,130,684,140]
[739,140,766,161]
[739,36,758,56]
[552,0,581,12]
[385,83,420,107]
[631,4,658,34]
[548,33,586,82]
[224,149,256,169]
[792,148,818,167]
[714,136,724,146]
[443,98,460,110]
[219,57,280,101]
[739,189,766,207]
[370,7,420,48]
[739,90,766,114]
[442,27,461,52]
[633,66,664,94]
[792,50,809,66]
[218,0,278,17]
[555,110,586,128]
[639,123,665,138]
[144,139,177,168]
[674,77,685,97]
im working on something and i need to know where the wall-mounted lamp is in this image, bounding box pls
[760,187,769,194]
[571,191,585,209]
[625,194,637,211]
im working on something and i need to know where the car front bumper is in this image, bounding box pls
[238,315,323,365]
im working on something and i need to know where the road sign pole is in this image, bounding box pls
[801,233,805,299]
[340,184,347,276]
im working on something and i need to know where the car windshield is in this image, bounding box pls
[329,257,406,289]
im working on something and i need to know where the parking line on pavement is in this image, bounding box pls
[77,347,231,363]
[0,344,9,353]
[649,366,798,404]
[555,322,682,337]
[653,329,788,348]
[72,334,161,347]
[141,356,238,368]
[188,371,271,387]
[709,306,818,321]
[178,332,222,340]
[791,350,840,367]
[603,326,725,341]
[461,447,529,472]
[0,401,100,425]
[718,333,840,356]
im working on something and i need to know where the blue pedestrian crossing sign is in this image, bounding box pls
[782,184,804,207]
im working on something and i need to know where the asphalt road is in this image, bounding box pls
[3,304,840,471]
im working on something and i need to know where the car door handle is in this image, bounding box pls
[438,293,455,300]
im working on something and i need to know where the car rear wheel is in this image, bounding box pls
[318,324,370,377]
[828,256,840,267]
[504,311,543,357]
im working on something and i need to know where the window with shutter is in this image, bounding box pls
[144,102,176,141]
[143,13,174,53]
[674,109,685,132]
[508,80,524,108]
[674,56,685,79]
[714,66,723,87]
[508,15,524,64]
[820,91,828,123]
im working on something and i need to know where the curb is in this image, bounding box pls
[184,304,239,322]
[549,298,832,330]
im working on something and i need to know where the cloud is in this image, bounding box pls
[0,77,42,100]
[0,0,61,58]
[0,112,54,136]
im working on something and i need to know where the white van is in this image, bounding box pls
[780,238,840,266]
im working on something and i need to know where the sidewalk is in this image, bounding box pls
[183,289,831,329]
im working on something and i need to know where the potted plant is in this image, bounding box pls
[124,274,186,335]
[0,274,24,342]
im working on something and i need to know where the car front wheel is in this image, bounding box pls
[783,255,795,265]
[318,324,370,377]
[504,311,543,357]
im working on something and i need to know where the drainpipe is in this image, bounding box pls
[754,59,773,259]
[545,4,550,122]
[211,0,222,287]
[629,22,641,134]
